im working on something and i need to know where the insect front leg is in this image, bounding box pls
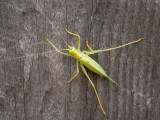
[80,63,106,116]
[67,60,79,83]
[46,39,71,56]
[65,28,81,50]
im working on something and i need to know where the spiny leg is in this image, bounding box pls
[83,38,143,55]
[46,39,71,56]
[65,28,81,50]
[80,63,106,116]
[67,60,79,83]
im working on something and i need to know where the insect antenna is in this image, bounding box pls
[0,50,55,63]
[32,0,71,48]
[0,40,54,62]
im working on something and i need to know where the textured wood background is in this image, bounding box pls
[0,0,160,120]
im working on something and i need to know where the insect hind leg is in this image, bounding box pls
[80,63,106,116]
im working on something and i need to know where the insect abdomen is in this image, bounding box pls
[80,54,107,77]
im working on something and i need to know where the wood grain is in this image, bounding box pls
[0,0,160,120]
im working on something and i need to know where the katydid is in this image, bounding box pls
[46,34,142,116]
[0,0,142,116]
[31,0,143,116]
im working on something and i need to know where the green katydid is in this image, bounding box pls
[46,34,142,116]
[31,0,143,116]
[0,0,142,116]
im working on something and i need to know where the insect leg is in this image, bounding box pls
[86,40,94,54]
[67,60,79,83]
[80,63,106,116]
[83,38,143,55]
[65,28,81,50]
[46,39,71,56]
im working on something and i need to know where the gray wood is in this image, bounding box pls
[0,0,160,120]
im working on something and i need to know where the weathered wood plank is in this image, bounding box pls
[0,0,160,120]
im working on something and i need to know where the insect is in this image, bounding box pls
[1,0,143,116]
[46,35,142,116]
[32,0,142,115]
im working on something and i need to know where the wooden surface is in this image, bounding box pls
[0,0,160,120]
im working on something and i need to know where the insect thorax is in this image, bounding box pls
[69,47,82,60]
